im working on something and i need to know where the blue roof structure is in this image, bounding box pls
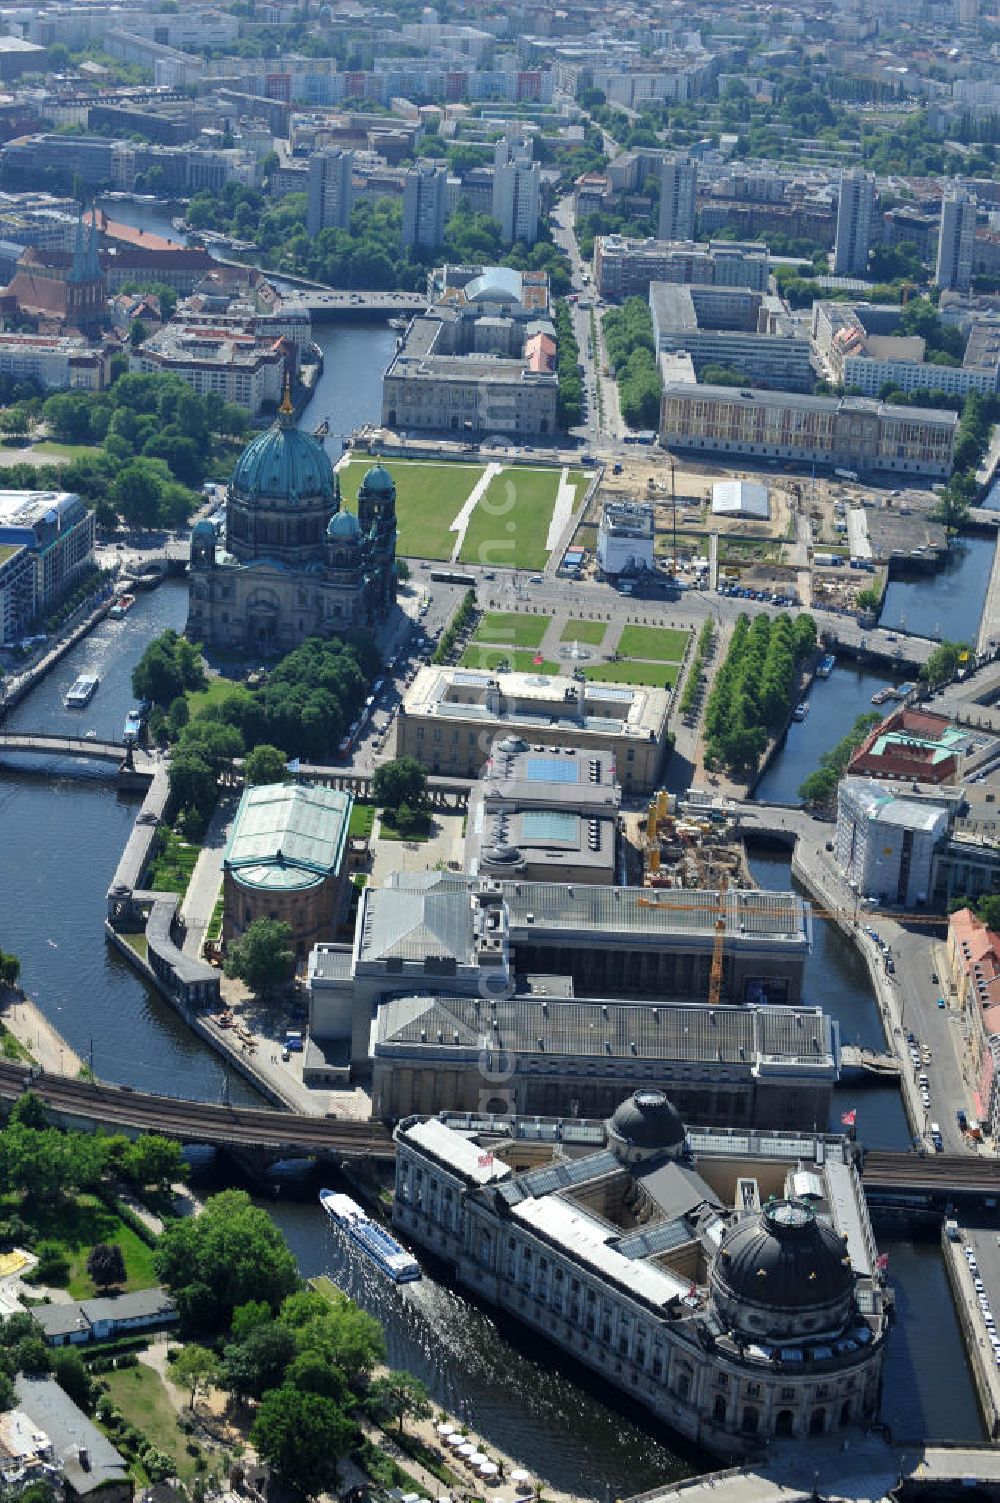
[231,399,336,504]
[361,463,395,496]
[328,508,360,539]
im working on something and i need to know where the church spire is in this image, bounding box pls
[70,208,86,283]
[277,371,295,427]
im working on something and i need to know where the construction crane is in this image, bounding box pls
[708,878,728,1009]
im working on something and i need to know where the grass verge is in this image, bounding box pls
[583,661,680,688]
[473,611,550,648]
[148,827,200,893]
[102,1364,202,1482]
[560,618,607,645]
[349,801,376,839]
[616,625,689,662]
[460,646,559,674]
[5,1192,158,1297]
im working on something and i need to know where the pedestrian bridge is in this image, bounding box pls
[0,732,124,761]
[0,1060,395,1160]
[0,734,157,777]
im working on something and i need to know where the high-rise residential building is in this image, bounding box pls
[401,161,451,250]
[658,154,698,243]
[492,136,541,245]
[833,170,876,277]
[306,148,354,236]
[936,185,977,293]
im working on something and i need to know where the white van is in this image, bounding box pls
[930,1121,941,1137]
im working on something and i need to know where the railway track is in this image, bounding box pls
[0,1062,395,1157]
[862,1150,1000,1191]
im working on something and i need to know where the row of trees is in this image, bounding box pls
[704,612,816,775]
[678,619,715,719]
[0,1094,186,1204]
[154,1190,429,1498]
[554,301,583,429]
[431,588,476,663]
[602,298,662,429]
[798,712,883,813]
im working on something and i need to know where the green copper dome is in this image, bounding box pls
[327,508,360,540]
[231,410,336,504]
[361,463,395,496]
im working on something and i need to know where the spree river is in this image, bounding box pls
[0,196,979,1476]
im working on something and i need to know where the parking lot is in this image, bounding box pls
[958,1231,1000,1381]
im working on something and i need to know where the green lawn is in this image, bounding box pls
[185,676,249,719]
[560,618,607,645]
[473,611,550,648]
[379,810,432,843]
[6,1192,157,1297]
[103,1365,201,1481]
[460,646,559,674]
[458,467,580,571]
[349,801,375,839]
[617,625,689,662]
[148,828,200,893]
[583,661,680,688]
[338,456,484,560]
[31,442,102,461]
[122,932,149,961]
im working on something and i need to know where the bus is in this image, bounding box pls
[429,569,476,586]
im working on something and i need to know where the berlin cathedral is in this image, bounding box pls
[187,389,397,654]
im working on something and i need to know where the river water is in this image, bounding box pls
[0,194,971,1468]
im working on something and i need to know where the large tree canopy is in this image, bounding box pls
[153,1189,299,1332]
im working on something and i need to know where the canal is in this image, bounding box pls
[0,193,973,1468]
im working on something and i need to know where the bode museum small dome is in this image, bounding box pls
[710,1198,854,1339]
[607,1089,686,1162]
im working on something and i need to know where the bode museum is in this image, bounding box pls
[187,388,397,654]
[394,1091,889,1457]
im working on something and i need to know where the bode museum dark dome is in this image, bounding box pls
[607,1089,686,1162]
[710,1198,855,1340]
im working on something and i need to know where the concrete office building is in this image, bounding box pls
[812,301,999,399]
[659,155,697,242]
[650,281,813,392]
[492,136,541,246]
[936,185,977,293]
[835,777,949,908]
[129,325,285,416]
[402,161,451,250]
[306,147,355,235]
[464,735,620,884]
[372,996,839,1125]
[394,663,670,791]
[597,499,656,577]
[659,384,957,478]
[308,873,812,1063]
[393,1095,888,1457]
[833,171,876,277]
[0,490,93,637]
[594,234,769,301]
